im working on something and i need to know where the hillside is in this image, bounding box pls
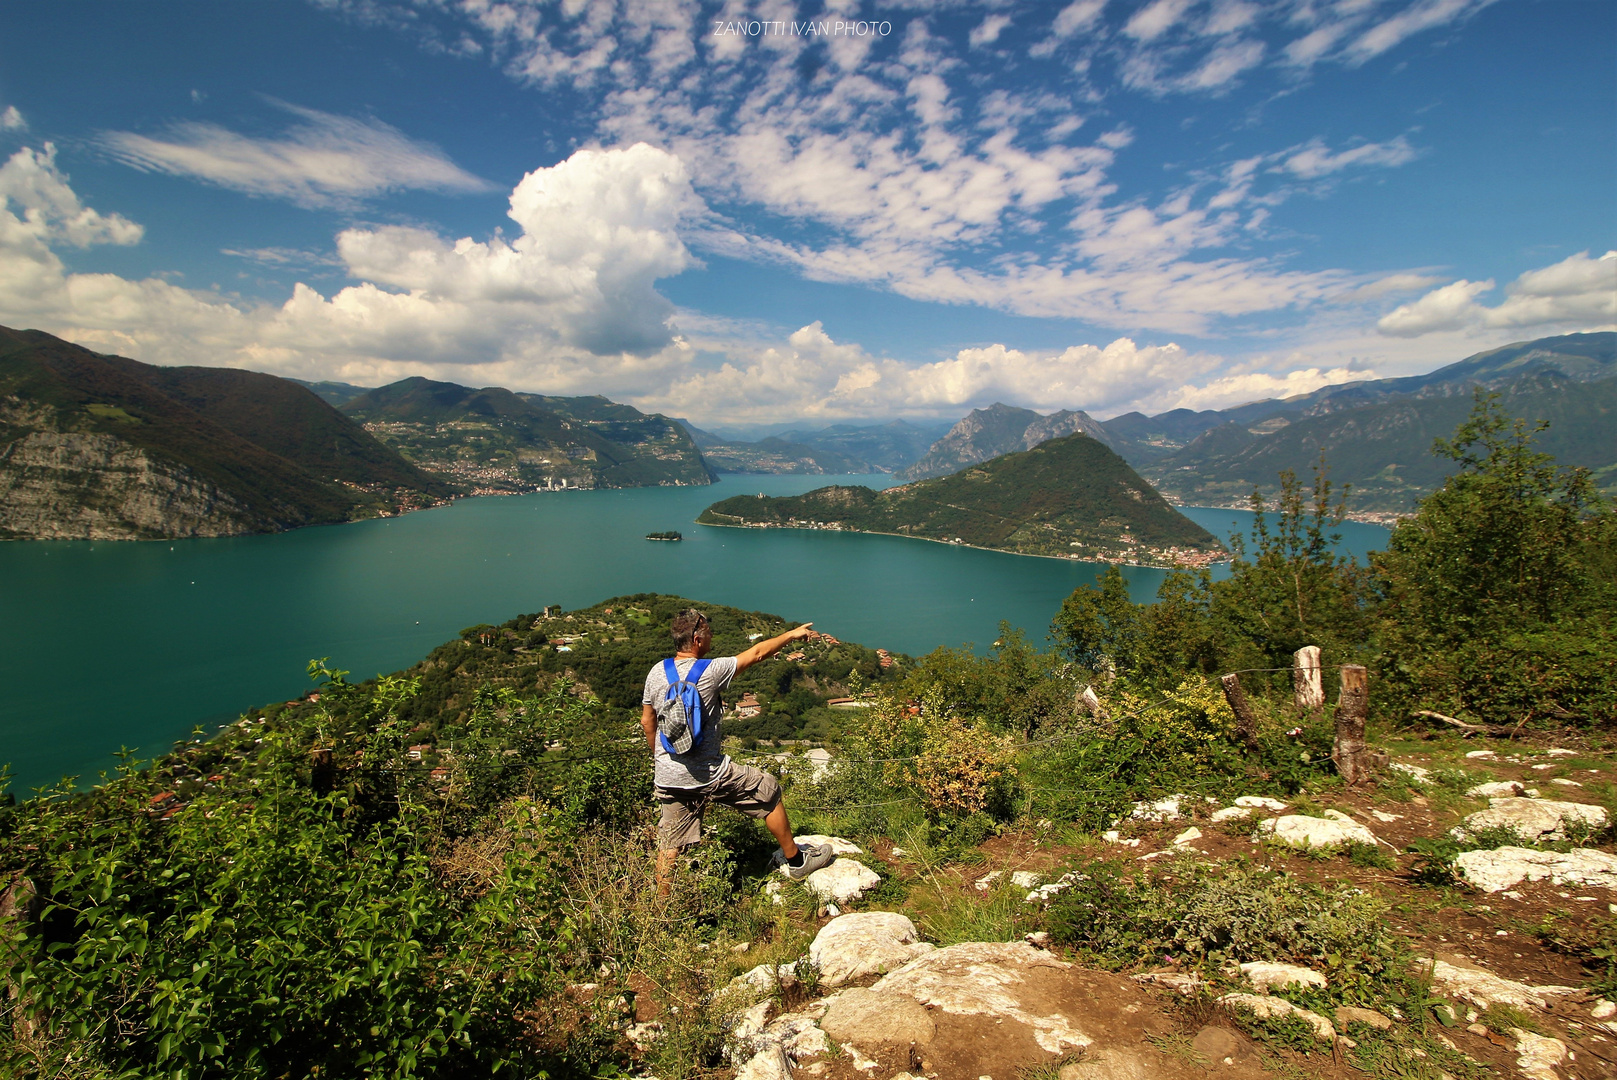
[1143,372,1617,515]
[342,377,715,492]
[899,402,1114,481]
[695,435,873,474]
[0,326,446,540]
[699,432,1222,565]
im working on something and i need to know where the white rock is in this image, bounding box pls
[1257,812,1376,849]
[1419,958,1577,1010]
[1512,1029,1568,1080]
[1551,778,1583,787]
[889,847,908,858]
[1101,830,1141,847]
[734,1042,791,1080]
[1129,795,1186,822]
[810,912,934,988]
[730,962,799,996]
[1011,871,1043,889]
[1025,872,1081,902]
[1453,798,1609,843]
[1454,846,1617,893]
[1591,999,1616,1020]
[1391,763,1431,784]
[873,941,1091,1055]
[763,880,784,905]
[819,987,936,1052]
[759,1011,831,1060]
[625,1021,663,1051]
[1531,764,1556,771]
[974,871,1004,892]
[1239,962,1328,992]
[1234,796,1289,810]
[1025,931,1052,947]
[1465,750,1498,760]
[1172,827,1203,846]
[802,860,881,905]
[1466,781,1527,798]
[1370,810,1403,823]
[1211,806,1253,823]
[1547,749,1577,756]
[1220,993,1336,1040]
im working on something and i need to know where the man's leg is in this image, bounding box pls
[763,801,799,862]
[656,848,679,898]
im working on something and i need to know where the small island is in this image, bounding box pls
[645,530,683,541]
[697,433,1224,567]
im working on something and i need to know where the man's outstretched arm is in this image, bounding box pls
[734,623,815,671]
[641,703,660,752]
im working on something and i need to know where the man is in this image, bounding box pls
[642,607,833,895]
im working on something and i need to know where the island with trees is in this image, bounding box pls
[697,431,1224,566]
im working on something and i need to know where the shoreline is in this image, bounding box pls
[695,518,1228,570]
[1161,497,1409,528]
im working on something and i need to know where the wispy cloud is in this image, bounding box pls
[99,100,493,209]
[0,106,25,132]
[1378,251,1617,337]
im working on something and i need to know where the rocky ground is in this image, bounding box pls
[630,730,1617,1080]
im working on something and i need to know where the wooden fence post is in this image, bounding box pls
[1334,665,1370,784]
[1077,685,1109,722]
[1220,673,1260,748]
[1293,645,1324,712]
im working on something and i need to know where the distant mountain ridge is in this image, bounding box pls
[899,333,1615,518]
[343,377,714,491]
[898,403,1112,481]
[675,418,948,475]
[0,326,448,540]
[699,432,1222,566]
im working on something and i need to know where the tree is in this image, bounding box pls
[1372,391,1616,723]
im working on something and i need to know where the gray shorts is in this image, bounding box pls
[656,762,781,851]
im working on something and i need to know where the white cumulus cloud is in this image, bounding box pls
[99,100,493,208]
[1378,251,1617,337]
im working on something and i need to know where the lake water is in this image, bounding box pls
[0,474,1389,791]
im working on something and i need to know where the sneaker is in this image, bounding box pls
[783,842,834,880]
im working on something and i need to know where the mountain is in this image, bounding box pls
[341,377,714,491]
[1097,332,1615,471]
[899,403,1113,481]
[0,326,446,540]
[1142,371,1617,515]
[699,432,1222,566]
[695,436,873,475]
[289,378,375,408]
[774,419,952,472]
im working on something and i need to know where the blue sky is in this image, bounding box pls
[0,0,1612,425]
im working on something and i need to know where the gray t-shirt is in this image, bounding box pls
[643,656,738,789]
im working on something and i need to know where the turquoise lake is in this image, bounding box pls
[0,474,1390,791]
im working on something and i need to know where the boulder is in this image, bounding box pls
[1335,1006,1394,1031]
[1453,797,1609,843]
[1025,872,1081,902]
[1220,993,1335,1040]
[729,961,799,996]
[819,987,936,1049]
[810,912,933,987]
[1257,810,1376,849]
[1239,961,1327,992]
[1454,846,1617,893]
[801,859,881,904]
[1512,1029,1568,1080]
[1172,826,1202,846]
[1011,871,1043,889]
[1418,958,1577,1010]
[1466,781,1527,798]
[733,1043,791,1080]
[873,941,1091,1054]
[1211,806,1252,823]
[1234,796,1288,810]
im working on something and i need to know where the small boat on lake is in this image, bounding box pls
[645,531,683,541]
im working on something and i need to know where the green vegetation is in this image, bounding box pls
[343,377,714,491]
[699,432,1223,565]
[645,530,682,540]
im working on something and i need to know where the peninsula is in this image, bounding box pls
[697,432,1224,567]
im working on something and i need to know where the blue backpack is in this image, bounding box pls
[658,657,712,755]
